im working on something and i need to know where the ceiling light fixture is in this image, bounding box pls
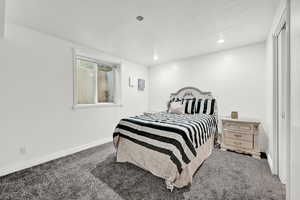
[136,16,144,21]
[217,38,225,44]
[153,54,159,61]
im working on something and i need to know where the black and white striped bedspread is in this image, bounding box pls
[113,112,217,174]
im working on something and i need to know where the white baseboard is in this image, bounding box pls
[0,137,112,177]
[267,153,274,174]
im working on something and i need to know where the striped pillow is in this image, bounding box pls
[183,98,196,114]
[195,98,216,115]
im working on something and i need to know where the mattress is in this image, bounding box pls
[113,112,217,189]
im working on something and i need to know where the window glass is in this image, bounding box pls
[77,59,97,104]
[76,57,116,105]
[97,65,114,103]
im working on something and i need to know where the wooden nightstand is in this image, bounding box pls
[221,117,260,159]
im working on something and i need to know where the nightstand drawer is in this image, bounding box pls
[224,130,253,142]
[224,138,253,149]
[224,123,252,131]
[223,123,239,130]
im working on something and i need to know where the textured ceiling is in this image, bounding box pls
[6,0,279,66]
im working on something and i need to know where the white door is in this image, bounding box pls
[278,24,287,184]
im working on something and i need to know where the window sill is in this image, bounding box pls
[72,103,122,110]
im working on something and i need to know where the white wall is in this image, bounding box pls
[149,42,268,151]
[0,23,149,175]
[290,0,300,198]
[0,0,4,37]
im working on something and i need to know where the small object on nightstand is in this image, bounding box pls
[221,117,261,159]
[231,111,238,119]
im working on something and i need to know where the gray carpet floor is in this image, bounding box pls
[0,142,285,200]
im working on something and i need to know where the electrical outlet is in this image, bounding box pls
[19,147,27,155]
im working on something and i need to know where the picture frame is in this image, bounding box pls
[138,79,145,91]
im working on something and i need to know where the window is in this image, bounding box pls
[74,55,120,108]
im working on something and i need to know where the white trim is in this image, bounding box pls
[272,1,291,199]
[267,153,274,174]
[73,103,122,110]
[273,32,279,176]
[76,54,122,67]
[273,8,288,176]
[0,137,112,177]
[273,10,289,176]
[0,0,5,38]
[286,1,291,199]
[72,48,78,107]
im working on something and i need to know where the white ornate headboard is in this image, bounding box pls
[168,87,218,116]
[170,86,214,100]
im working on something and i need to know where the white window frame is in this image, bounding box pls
[72,52,122,109]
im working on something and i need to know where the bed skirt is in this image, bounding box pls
[116,136,214,189]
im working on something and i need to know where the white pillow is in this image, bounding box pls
[169,102,184,114]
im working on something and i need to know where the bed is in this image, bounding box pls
[113,87,218,191]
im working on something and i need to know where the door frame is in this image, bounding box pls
[272,1,291,200]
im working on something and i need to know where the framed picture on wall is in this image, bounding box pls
[138,79,145,91]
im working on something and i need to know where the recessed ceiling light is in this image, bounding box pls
[153,55,159,61]
[217,39,225,44]
[136,16,144,21]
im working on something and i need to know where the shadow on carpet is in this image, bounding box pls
[91,150,285,200]
[91,154,189,200]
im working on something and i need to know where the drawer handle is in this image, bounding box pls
[233,141,242,145]
[234,134,242,137]
[240,126,251,130]
[224,129,250,134]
